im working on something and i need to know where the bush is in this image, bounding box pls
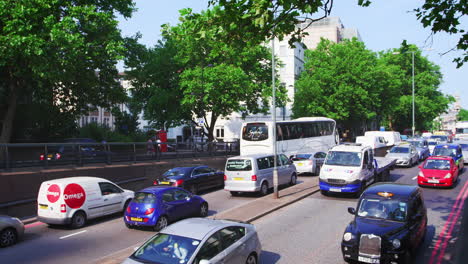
[78,123,148,142]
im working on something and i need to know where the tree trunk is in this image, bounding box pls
[0,76,19,143]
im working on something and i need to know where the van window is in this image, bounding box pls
[226,159,252,171]
[258,157,271,170]
[279,154,290,165]
[99,182,123,195]
[267,156,281,167]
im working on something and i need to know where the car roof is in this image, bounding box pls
[434,144,459,149]
[42,176,109,185]
[331,143,371,152]
[362,182,418,200]
[229,153,276,159]
[137,186,182,194]
[161,218,251,240]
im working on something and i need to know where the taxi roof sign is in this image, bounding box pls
[377,192,394,198]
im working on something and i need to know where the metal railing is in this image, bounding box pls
[0,140,240,171]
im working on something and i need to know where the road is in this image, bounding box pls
[0,177,314,264]
[254,164,468,264]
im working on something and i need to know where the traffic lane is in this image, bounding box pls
[0,177,317,264]
[253,194,356,264]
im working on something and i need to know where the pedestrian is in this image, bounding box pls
[147,138,155,156]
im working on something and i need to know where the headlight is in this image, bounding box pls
[444,173,452,179]
[392,239,401,249]
[418,171,424,177]
[343,232,353,241]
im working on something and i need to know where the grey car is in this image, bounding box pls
[456,140,468,164]
[0,215,25,247]
[407,139,430,161]
[385,144,419,167]
[123,218,262,264]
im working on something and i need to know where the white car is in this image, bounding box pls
[290,152,327,175]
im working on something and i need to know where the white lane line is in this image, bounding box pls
[412,176,417,180]
[59,230,87,239]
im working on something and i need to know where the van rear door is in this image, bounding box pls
[225,158,255,187]
[37,182,65,219]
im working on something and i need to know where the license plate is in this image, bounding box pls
[329,188,342,192]
[39,204,48,209]
[233,177,244,181]
[130,217,143,222]
[297,163,303,166]
[358,256,380,264]
[428,179,440,183]
[160,181,170,185]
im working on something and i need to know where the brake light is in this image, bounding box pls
[153,180,158,185]
[40,154,45,161]
[56,153,61,159]
[126,206,131,214]
[60,204,66,213]
[251,175,257,181]
[224,175,227,181]
[174,179,184,187]
[145,208,155,215]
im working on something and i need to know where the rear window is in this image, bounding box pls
[291,154,311,161]
[226,159,252,171]
[133,192,157,204]
[433,147,457,157]
[163,168,190,177]
[242,123,268,141]
[389,147,409,153]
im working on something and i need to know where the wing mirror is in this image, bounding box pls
[348,207,356,215]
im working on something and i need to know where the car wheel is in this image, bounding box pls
[245,253,257,264]
[230,191,240,196]
[70,211,87,229]
[289,174,297,186]
[199,202,209,217]
[154,216,168,231]
[125,223,134,229]
[189,184,198,195]
[0,228,18,247]
[259,182,269,196]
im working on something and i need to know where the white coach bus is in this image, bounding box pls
[240,117,339,156]
[455,121,468,140]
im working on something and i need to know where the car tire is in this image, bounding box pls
[199,202,209,217]
[189,184,198,195]
[289,174,297,186]
[0,228,18,247]
[70,211,87,229]
[230,191,240,196]
[245,253,257,264]
[125,223,133,229]
[154,215,168,231]
[259,182,269,196]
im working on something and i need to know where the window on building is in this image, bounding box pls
[90,117,98,123]
[216,127,224,138]
[103,117,109,128]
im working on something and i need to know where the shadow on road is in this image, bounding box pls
[260,250,281,263]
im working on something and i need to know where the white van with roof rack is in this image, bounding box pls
[37,177,134,228]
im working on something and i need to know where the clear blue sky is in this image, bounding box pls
[117,0,467,109]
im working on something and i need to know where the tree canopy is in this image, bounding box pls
[458,108,468,121]
[0,0,135,142]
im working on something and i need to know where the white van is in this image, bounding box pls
[37,177,134,228]
[364,131,401,147]
[224,154,297,196]
[355,135,387,150]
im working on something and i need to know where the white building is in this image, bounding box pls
[436,95,461,133]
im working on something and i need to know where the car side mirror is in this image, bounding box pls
[348,207,356,215]
[199,260,212,264]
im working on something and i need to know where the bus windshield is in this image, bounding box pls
[242,123,268,141]
[324,151,362,166]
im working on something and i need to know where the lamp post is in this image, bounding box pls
[271,34,279,199]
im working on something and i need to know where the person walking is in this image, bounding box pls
[147,138,155,156]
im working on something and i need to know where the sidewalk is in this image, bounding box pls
[95,179,320,264]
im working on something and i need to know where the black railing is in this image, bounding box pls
[0,141,239,170]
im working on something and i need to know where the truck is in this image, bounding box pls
[319,143,397,196]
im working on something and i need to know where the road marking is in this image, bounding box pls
[412,176,417,180]
[59,230,87,240]
[429,179,468,264]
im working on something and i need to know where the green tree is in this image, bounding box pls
[0,0,135,143]
[292,38,399,136]
[458,108,468,121]
[379,44,454,132]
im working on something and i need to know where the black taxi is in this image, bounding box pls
[341,183,427,264]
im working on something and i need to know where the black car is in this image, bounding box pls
[153,165,224,194]
[40,138,109,162]
[342,183,427,264]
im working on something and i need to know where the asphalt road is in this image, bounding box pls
[254,164,468,264]
[0,177,315,264]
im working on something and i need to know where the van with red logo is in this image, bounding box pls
[37,177,134,228]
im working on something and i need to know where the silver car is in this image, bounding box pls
[0,215,25,247]
[123,218,262,264]
[407,139,430,161]
[290,152,327,175]
[385,144,419,167]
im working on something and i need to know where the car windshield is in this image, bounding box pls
[226,159,252,171]
[133,192,157,204]
[242,123,268,141]
[431,135,448,141]
[291,154,312,161]
[433,147,457,157]
[163,168,190,177]
[408,141,423,147]
[428,141,438,146]
[389,147,409,154]
[324,151,361,166]
[131,233,200,264]
[424,159,451,170]
[358,198,407,222]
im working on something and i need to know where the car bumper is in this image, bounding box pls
[124,215,157,226]
[37,216,71,225]
[418,176,454,187]
[341,242,407,264]
[224,181,260,192]
[295,165,314,174]
[319,181,361,193]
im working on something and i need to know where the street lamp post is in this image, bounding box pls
[272,35,279,199]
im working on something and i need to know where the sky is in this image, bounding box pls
[117,0,467,109]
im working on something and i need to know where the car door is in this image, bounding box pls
[98,182,124,215]
[277,154,290,185]
[193,231,226,264]
[161,189,188,221]
[218,226,247,264]
[409,195,426,247]
[192,167,210,191]
[206,167,223,189]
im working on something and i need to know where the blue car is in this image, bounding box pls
[124,186,209,231]
[432,144,465,170]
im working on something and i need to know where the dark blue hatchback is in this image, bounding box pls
[124,186,209,231]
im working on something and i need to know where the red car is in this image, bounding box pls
[418,156,459,188]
